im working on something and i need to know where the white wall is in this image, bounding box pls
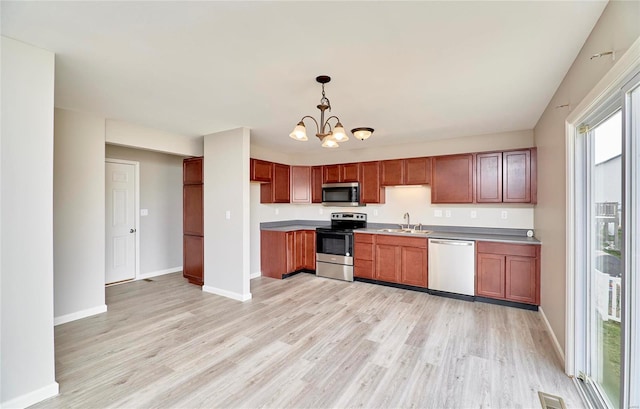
[105,144,184,276]
[1,36,59,408]
[250,129,535,277]
[534,0,640,356]
[53,108,107,325]
[106,119,203,157]
[252,129,534,165]
[203,128,251,301]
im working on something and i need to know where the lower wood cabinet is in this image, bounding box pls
[354,233,375,279]
[261,229,315,279]
[476,241,540,305]
[183,235,203,286]
[355,233,427,287]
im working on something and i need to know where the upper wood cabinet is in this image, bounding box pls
[380,160,404,186]
[431,154,475,203]
[476,152,503,203]
[476,149,537,204]
[311,166,323,203]
[250,158,272,183]
[184,157,203,184]
[290,166,311,204]
[260,162,290,203]
[381,157,431,186]
[323,163,360,183]
[504,149,536,203]
[404,157,431,185]
[359,161,385,204]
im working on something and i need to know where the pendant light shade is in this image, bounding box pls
[332,122,348,142]
[321,136,339,148]
[289,121,308,141]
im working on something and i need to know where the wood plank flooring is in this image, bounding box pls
[32,272,583,408]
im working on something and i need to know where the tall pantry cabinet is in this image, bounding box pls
[183,157,204,285]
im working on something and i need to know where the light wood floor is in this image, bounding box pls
[33,272,583,409]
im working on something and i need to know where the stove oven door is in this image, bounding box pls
[315,229,354,282]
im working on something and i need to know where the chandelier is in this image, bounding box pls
[289,75,374,148]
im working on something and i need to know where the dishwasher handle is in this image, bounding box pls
[429,239,474,246]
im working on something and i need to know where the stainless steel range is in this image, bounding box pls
[315,212,367,282]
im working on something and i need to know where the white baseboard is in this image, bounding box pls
[54,304,107,326]
[1,381,59,409]
[202,285,252,302]
[138,266,182,280]
[250,272,261,279]
[539,306,565,366]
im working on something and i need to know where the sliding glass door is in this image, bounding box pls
[574,72,640,409]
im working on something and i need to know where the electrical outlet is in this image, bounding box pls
[445,210,452,218]
[140,209,149,216]
[501,210,508,219]
[319,208,323,215]
[275,208,279,215]
[373,209,379,216]
[225,210,231,220]
[434,210,443,218]
[470,210,477,219]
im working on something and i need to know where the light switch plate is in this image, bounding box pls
[434,210,443,218]
[140,209,149,216]
[470,210,477,219]
[225,210,231,220]
[445,210,452,218]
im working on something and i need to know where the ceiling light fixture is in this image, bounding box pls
[289,75,374,148]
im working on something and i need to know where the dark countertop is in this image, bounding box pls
[260,220,540,244]
[355,228,540,245]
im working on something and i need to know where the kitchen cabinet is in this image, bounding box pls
[250,158,272,182]
[260,162,290,203]
[354,233,375,279]
[261,229,315,279]
[431,154,475,203]
[503,149,536,203]
[381,157,431,186]
[359,161,385,204]
[476,241,540,305]
[183,157,204,286]
[476,152,502,203]
[374,235,428,287]
[323,163,359,183]
[311,166,323,203]
[476,149,537,204]
[404,157,431,185]
[380,160,404,186]
[290,166,311,204]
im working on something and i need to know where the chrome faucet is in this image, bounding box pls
[403,212,410,229]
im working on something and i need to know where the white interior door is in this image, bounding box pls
[105,161,136,284]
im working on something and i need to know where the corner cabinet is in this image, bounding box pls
[261,229,315,279]
[183,157,204,286]
[430,154,475,203]
[476,241,540,305]
[260,162,290,203]
[476,149,537,204]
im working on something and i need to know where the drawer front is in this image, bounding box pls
[355,242,374,261]
[354,233,375,244]
[476,241,537,257]
[376,234,427,249]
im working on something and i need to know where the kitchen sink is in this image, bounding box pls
[376,228,433,235]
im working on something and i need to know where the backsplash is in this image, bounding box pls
[251,184,534,229]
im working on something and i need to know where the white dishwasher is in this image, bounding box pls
[428,239,475,296]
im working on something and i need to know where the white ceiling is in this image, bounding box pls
[1,1,607,154]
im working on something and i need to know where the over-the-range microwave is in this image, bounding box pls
[322,182,362,206]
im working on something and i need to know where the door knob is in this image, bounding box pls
[130,228,136,233]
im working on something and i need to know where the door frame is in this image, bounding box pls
[105,158,140,283]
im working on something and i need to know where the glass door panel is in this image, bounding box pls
[590,110,622,407]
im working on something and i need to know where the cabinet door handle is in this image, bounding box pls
[130,228,136,233]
